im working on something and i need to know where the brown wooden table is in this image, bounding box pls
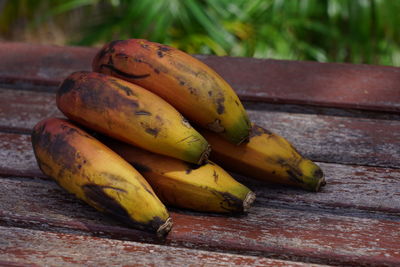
[0,42,399,266]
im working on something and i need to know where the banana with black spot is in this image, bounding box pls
[103,138,256,213]
[92,39,251,145]
[56,71,210,164]
[31,117,172,235]
[200,124,325,192]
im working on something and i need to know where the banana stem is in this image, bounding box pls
[156,217,173,237]
[243,191,256,213]
[198,144,211,165]
[313,177,326,192]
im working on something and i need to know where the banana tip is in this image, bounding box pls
[243,191,256,213]
[156,217,173,237]
[198,144,211,165]
[314,177,326,192]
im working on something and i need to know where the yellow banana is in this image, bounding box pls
[103,138,256,213]
[92,39,251,145]
[31,118,172,235]
[200,124,325,192]
[56,71,210,164]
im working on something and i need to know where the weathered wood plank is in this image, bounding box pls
[1,42,400,112]
[0,260,38,267]
[247,108,400,168]
[239,162,400,214]
[0,89,62,133]
[0,133,44,178]
[1,89,399,168]
[200,55,400,112]
[0,226,326,267]
[0,42,95,87]
[0,177,399,266]
[1,131,400,213]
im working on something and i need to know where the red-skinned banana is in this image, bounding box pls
[92,39,251,144]
[31,117,172,236]
[102,138,256,214]
[56,71,210,164]
[200,124,325,192]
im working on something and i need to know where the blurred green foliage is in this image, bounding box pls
[1,0,399,66]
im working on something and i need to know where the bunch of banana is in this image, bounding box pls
[31,118,172,236]
[92,39,251,144]
[31,38,325,236]
[200,124,325,192]
[102,137,255,213]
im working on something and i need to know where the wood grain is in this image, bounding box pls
[238,162,400,214]
[1,88,399,168]
[1,226,327,267]
[0,177,399,266]
[0,133,44,178]
[0,42,95,87]
[1,42,400,112]
[1,43,399,266]
[247,107,400,168]
[1,131,400,213]
[0,89,62,134]
[199,55,400,112]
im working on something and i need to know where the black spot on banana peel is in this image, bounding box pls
[103,139,256,214]
[216,97,225,115]
[145,127,160,137]
[31,118,172,236]
[100,64,150,79]
[56,71,210,164]
[159,46,171,52]
[57,78,75,97]
[83,184,128,215]
[214,190,256,213]
[249,124,273,137]
[200,124,325,192]
[157,50,164,58]
[131,162,152,173]
[213,170,219,183]
[135,110,152,116]
[207,119,225,133]
[108,79,136,96]
[32,121,79,174]
[185,162,203,174]
[95,40,125,64]
[92,39,251,145]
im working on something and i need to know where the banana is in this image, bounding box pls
[200,124,325,192]
[102,138,256,213]
[31,118,172,236]
[56,71,210,164]
[92,39,251,145]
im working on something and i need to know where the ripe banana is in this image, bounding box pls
[92,39,251,145]
[31,118,172,235]
[102,138,256,213]
[200,124,325,192]
[56,71,210,164]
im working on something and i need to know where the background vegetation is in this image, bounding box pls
[0,0,399,66]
